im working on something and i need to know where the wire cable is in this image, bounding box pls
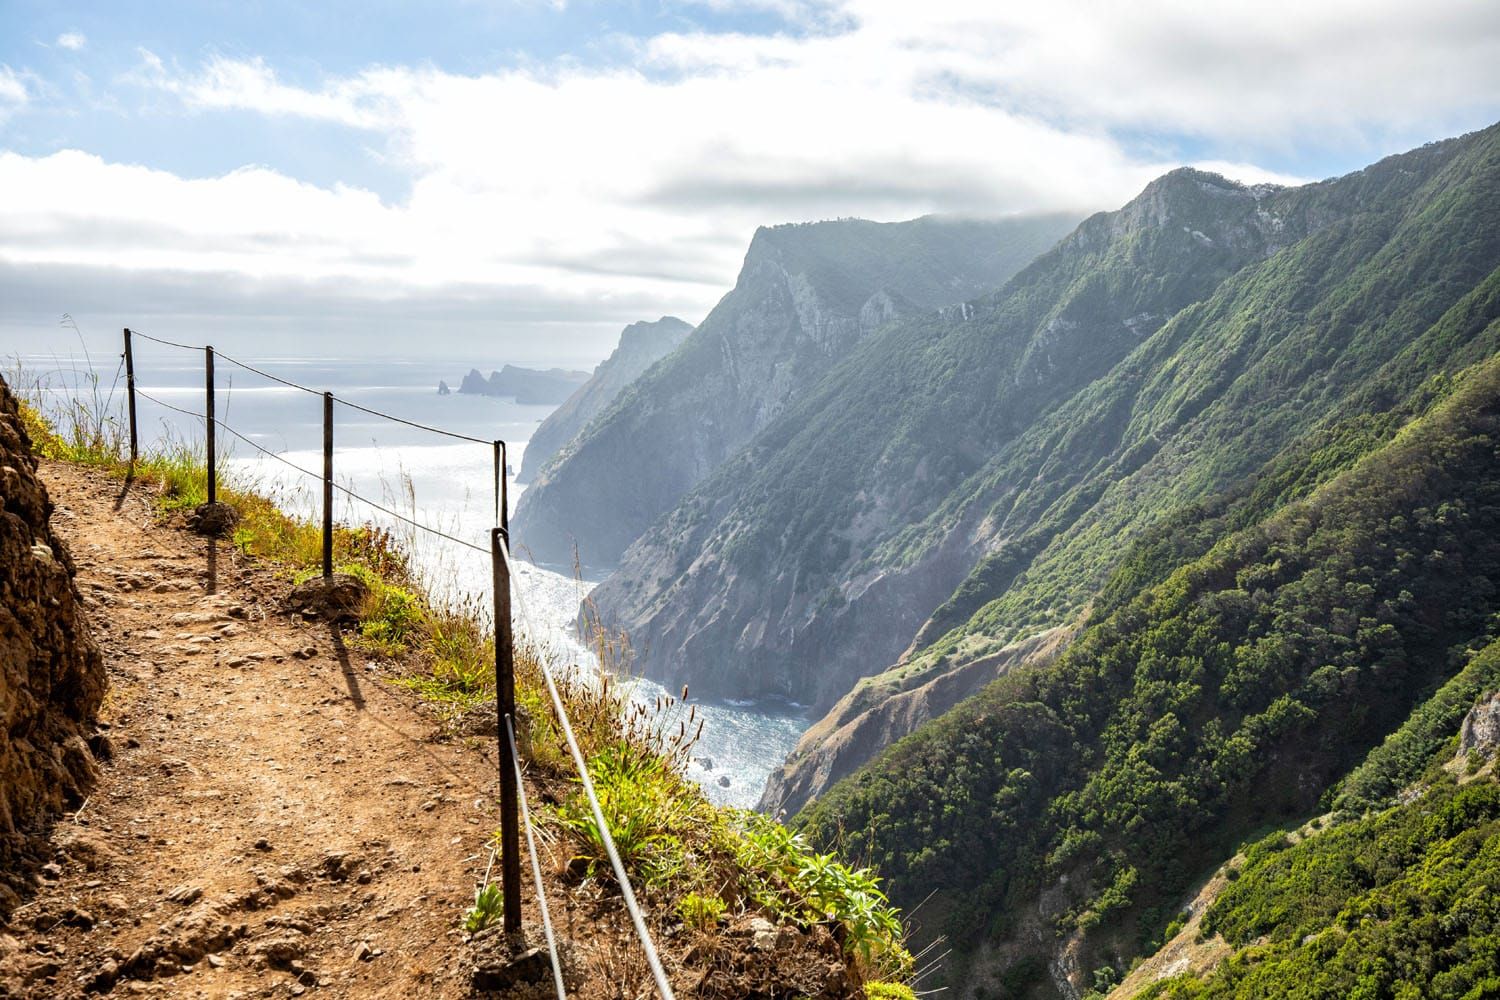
[214,350,324,397]
[505,714,568,1000]
[127,329,201,352]
[332,396,493,445]
[133,386,207,422]
[135,388,488,554]
[330,479,489,554]
[496,534,676,1000]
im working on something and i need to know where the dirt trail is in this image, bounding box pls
[0,462,526,998]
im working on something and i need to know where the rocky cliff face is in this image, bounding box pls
[759,624,1074,815]
[0,377,105,917]
[510,213,1080,568]
[589,169,1314,710]
[517,317,694,483]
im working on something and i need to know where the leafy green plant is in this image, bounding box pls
[865,984,916,1000]
[730,812,909,977]
[677,891,726,930]
[462,882,504,934]
[552,743,699,888]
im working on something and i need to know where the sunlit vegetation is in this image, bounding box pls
[803,355,1500,988]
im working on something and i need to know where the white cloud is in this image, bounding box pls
[0,66,28,116]
[56,32,87,51]
[2,3,1497,354]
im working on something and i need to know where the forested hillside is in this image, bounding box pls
[801,355,1500,995]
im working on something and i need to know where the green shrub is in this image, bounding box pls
[865,984,916,1000]
[677,891,726,930]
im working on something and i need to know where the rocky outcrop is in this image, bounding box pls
[759,624,1074,813]
[512,213,1080,568]
[0,376,105,916]
[1460,690,1500,758]
[518,317,694,483]
[457,365,590,405]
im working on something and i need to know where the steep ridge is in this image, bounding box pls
[589,150,1396,710]
[517,316,693,483]
[0,377,104,917]
[757,125,1500,810]
[510,213,1079,567]
[800,354,1500,996]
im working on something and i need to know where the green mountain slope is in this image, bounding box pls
[1120,655,1500,1000]
[592,125,1500,749]
[591,165,1326,706]
[800,354,1500,996]
[511,212,1079,567]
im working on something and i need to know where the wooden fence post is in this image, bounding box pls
[205,346,216,505]
[322,392,334,578]
[491,527,521,933]
[123,329,138,466]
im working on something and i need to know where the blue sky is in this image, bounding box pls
[0,1,1497,359]
[0,0,812,198]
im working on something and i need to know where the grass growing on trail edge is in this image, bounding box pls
[11,364,914,989]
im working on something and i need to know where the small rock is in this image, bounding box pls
[253,838,273,851]
[717,775,731,788]
[471,947,551,990]
[166,885,203,905]
[354,941,373,962]
[40,862,62,880]
[283,575,368,624]
[207,953,225,968]
[187,501,241,537]
[251,936,306,968]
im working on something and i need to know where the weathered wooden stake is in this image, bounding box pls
[205,346,216,505]
[123,329,138,466]
[491,527,521,933]
[322,392,334,579]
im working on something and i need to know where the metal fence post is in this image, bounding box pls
[205,346,216,505]
[123,328,138,466]
[491,527,521,933]
[322,392,334,579]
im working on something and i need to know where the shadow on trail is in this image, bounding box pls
[329,628,367,710]
[112,469,134,512]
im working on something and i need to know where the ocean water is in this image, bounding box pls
[13,350,808,808]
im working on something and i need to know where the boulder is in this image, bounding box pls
[283,574,369,624]
[187,500,240,537]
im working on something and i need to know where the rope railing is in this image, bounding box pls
[119,326,675,997]
[505,714,567,999]
[496,532,676,1000]
[130,327,496,444]
[133,386,490,554]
